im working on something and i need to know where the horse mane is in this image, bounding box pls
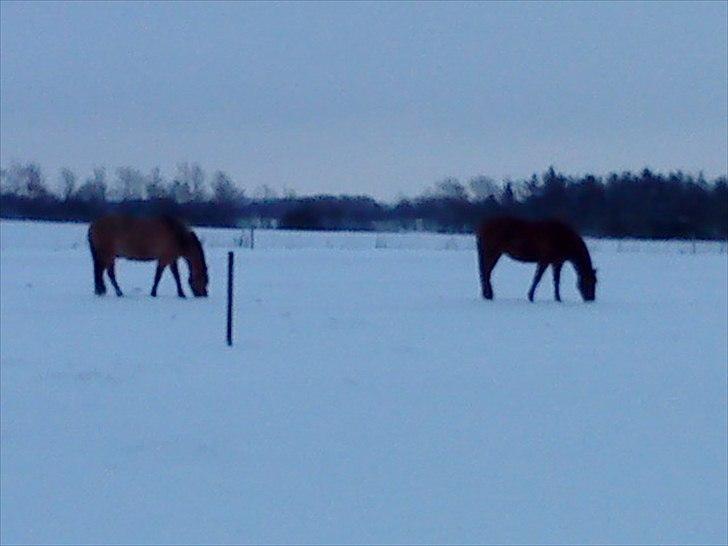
[187,231,207,273]
[567,227,595,278]
[166,217,207,275]
[159,215,208,278]
[159,214,193,250]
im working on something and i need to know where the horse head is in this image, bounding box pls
[577,267,597,301]
[185,232,209,297]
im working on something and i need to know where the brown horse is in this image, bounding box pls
[476,217,597,302]
[87,214,208,298]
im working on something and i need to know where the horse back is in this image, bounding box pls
[88,214,186,262]
[476,216,582,262]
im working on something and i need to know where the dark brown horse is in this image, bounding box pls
[88,214,208,298]
[476,217,597,302]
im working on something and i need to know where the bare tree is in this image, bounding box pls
[434,177,468,200]
[115,166,145,200]
[25,163,47,198]
[168,180,191,203]
[469,175,499,200]
[145,167,167,200]
[282,187,297,199]
[174,162,207,202]
[253,184,278,200]
[60,168,77,201]
[212,170,242,203]
[499,181,516,207]
[2,162,50,198]
[189,163,207,202]
[0,164,20,194]
[76,167,108,202]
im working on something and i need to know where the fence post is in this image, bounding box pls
[250,226,255,250]
[226,251,234,346]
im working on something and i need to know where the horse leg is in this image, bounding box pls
[170,261,186,298]
[93,256,106,295]
[552,262,563,302]
[477,239,501,300]
[89,236,107,295]
[106,259,123,297]
[151,262,166,297]
[528,262,548,302]
[483,253,501,300]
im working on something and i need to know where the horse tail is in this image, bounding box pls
[88,225,106,295]
[87,225,97,261]
[475,229,488,296]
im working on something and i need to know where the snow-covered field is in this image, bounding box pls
[1,220,726,545]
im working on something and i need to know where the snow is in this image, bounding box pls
[1,220,726,545]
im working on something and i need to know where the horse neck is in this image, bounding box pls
[183,241,207,276]
[567,237,593,279]
[183,246,202,274]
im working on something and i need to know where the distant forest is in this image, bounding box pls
[1,162,726,239]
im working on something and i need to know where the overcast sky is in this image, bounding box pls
[1,1,726,199]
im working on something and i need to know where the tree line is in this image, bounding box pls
[1,162,726,239]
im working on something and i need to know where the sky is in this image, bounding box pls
[1,1,726,200]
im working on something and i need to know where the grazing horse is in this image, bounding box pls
[476,217,597,302]
[87,214,208,298]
